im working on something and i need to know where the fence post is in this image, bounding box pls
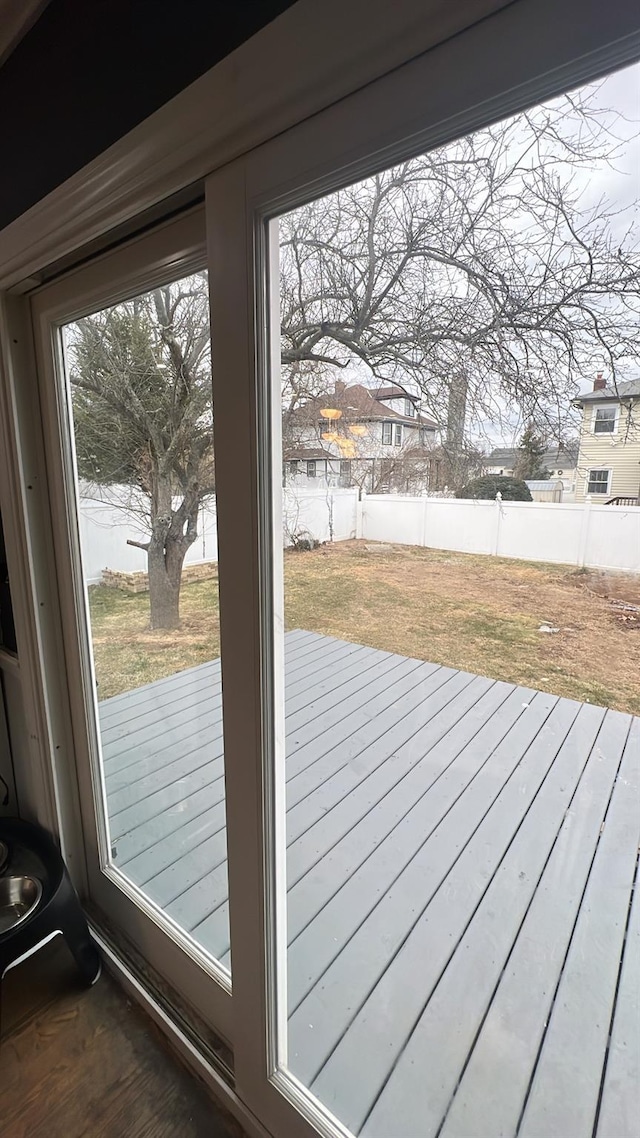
[577,499,592,567]
[356,490,364,539]
[493,494,502,556]
[421,496,429,548]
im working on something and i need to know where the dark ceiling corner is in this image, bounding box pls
[0,0,299,232]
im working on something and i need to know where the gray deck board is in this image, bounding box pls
[597,830,640,1138]
[99,631,640,1138]
[517,716,639,1138]
[360,703,621,1138]
[440,715,639,1138]
[286,686,550,1019]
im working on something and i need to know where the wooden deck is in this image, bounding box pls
[100,630,640,1138]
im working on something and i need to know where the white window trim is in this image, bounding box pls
[394,422,403,446]
[591,403,620,435]
[585,467,612,496]
[382,421,393,445]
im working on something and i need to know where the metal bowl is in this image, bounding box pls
[0,875,43,935]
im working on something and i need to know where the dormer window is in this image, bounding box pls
[593,406,617,434]
[404,398,415,417]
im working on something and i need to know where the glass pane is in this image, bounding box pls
[273,63,639,1136]
[62,271,230,974]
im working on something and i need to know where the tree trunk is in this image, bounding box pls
[145,472,201,630]
[147,538,187,630]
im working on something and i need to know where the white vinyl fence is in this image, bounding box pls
[78,485,357,583]
[361,495,640,573]
[78,493,220,583]
[79,485,640,583]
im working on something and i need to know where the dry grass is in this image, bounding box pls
[89,542,640,715]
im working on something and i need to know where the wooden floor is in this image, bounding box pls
[0,937,242,1138]
[100,630,640,1138]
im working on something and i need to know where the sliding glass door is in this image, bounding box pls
[30,210,233,1043]
[205,15,640,1137]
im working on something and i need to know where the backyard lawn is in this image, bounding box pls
[89,541,640,715]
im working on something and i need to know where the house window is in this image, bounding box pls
[307,460,316,478]
[382,421,393,445]
[586,468,610,495]
[394,423,402,446]
[339,459,351,487]
[593,406,617,434]
[404,398,415,417]
[289,460,299,475]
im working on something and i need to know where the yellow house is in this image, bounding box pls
[573,375,640,503]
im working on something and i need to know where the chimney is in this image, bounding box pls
[334,380,347,396]
[593,373,606,391]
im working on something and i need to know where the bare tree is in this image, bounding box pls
[279,81,640,458]
[67,273,213,630]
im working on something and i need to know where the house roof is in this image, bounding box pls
[573,378,640,404]
[487,448,519,466]
[292,383,437,428]
[487,445,578,468]
[374,385,419,403]
[284,446,334,461]
[542,445,578,468]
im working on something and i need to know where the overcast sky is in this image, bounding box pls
[498,61,640,446]
[581,61,640,224]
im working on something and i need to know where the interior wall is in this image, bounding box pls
[0,0,298,230]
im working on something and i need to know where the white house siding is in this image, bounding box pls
[575,401,640,502]
[296,418,426,462]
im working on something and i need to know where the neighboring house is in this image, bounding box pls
[573,374,640,503]
[485,447,520,477]
[284,381,438,493]
[485,445,578,497]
